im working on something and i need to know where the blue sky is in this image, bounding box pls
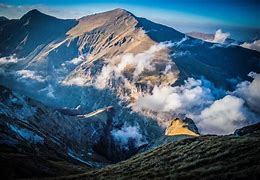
[0,0,259,41]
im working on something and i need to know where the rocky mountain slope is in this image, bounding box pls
[186,31,215,42]
[0,8,260,179]
[1,8,259,132]
[0,84,156,178]
[0,9,77,57]
[1,84,259,179]
[0,85,111,164]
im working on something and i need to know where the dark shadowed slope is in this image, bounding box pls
[136,17,184,42]
[62,124,260,180]
[0,9,77,57]
[0,16,9,23]
[0,85,118,178]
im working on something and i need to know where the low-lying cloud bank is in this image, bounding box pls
[94,42,175,89]
[134,73,260,135]
[1,41,259,136]
[240,40,260,52]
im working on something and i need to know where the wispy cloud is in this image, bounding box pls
[212,29,230,43]
[16,70,46,82]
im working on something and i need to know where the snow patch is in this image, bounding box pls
[9,125,44,144]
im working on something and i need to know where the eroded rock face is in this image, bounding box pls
[165,118,199,136]
[0,85,152,167]
[0,85,112,168]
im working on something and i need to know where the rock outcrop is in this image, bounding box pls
[165,118,199,136]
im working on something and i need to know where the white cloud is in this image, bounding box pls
[134,78,214,114]
[240,40,260,52]
[62,76,87,86]
[0,55,22,65]
[234,72,260,113]
[111,124,146,149]
[69,54,86,65]
[212,29,230,43]
[133,74,260,135]
[198,95,247,135]
[16,70,46,82]
[95,42,173,89]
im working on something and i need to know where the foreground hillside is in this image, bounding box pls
[62,124,260,180]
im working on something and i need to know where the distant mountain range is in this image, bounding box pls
[0,8,260,178]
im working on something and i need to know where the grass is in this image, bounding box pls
[55,135,260,180]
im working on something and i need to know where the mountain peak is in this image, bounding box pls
[28,9,41,14]
[110,8,132,14]
[79,7,134,20]
[69,8,137,36]
[20,9,55,21]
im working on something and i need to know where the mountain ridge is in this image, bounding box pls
[0,8,260,179]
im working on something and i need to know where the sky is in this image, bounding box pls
[0,0,260,41]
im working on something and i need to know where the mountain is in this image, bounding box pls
[0,8,259,119]
[187,31,215,41]
[0,82,160,168]
[0,16,9,22]
[1,83,259,179]
[186,31,239,45]
[0,84,154,178]
[0,85,113,166]
[57,123,260,179]
[0,8,260,178]
[0,9,77,57]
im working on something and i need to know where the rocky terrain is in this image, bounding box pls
[0,8,260,179]
[165,118,200,136]
[1,84,259,179]
[0,85,153,178]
